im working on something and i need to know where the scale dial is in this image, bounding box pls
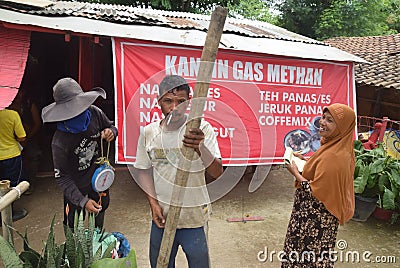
[92,167,114,192]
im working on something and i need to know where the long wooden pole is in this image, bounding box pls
[156,6,227,268]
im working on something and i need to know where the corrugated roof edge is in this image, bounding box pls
[1,0,323,44]
[0,0,54,9]
[0,3,367,63]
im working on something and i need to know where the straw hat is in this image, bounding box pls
[41,77,105,122]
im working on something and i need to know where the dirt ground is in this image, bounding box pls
[4,167,400,268]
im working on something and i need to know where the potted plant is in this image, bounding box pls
[0,212,137,268]
[352,140,383,221]
[352,140,400,223]
[373,153,400,223]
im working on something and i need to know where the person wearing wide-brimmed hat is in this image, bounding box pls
[42,77,118,230]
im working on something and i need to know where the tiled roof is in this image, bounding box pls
[324,35,400,90]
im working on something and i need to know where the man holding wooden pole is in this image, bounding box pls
[134,74,223,268]
[134,7,227,267]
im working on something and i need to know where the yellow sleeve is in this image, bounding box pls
[13,111,26,139]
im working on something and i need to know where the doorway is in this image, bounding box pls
[19,31,115,173]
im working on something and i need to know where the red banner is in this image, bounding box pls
[113,38,355,165]
[0,24,30,109]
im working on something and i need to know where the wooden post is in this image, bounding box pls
[156,6,227,268]
[0,180,12,241]
[378,117,388,143]
[0,180,30,240]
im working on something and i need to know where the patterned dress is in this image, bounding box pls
[281,182,339,268]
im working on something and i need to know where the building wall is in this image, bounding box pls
[356,85,400,121]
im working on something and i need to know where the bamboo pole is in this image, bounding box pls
[156,6,227,268]
[0,180,29,240]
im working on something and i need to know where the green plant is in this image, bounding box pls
[0,215,66,268]
[354,140,400,213]
[0,212,137,268]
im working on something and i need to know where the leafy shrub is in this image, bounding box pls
[354,140,400,212]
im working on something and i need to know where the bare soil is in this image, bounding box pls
[4,167,400,267]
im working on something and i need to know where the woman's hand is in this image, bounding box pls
[286,161,307,183]
[286,161,300,177]
[293,152,306,161]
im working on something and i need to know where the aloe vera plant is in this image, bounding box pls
[0,212,137,267]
